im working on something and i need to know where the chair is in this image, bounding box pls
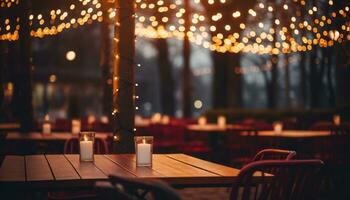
[230,160,324,200]
[252,149,296,161]
[95,175,181,200]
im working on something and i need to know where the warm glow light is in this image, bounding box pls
[49,74,57,83]
[194,100,203,109]
[66,50,76,61]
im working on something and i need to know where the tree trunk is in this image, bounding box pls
[327,47,335,106]
[300,52,308,107]
[182,0,192,117]
[0,42,5,108]
[101,1,113,127]
[227,53,242,108]
[268,55,278,109]
[16,0,33,131]
[284,55,291,107]
[112,0,135,153]
[156,39,176,116]
[212,52,230,108]
[309,49,320,108]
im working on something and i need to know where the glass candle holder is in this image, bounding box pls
[198,116,207,126]
[71,119,81,135]
[151,113,162,124]
[134,136,153,167]
[333,115,341,126]
[42,122,51,134]
[217,115,226,128]
[42,114,51,134]
[161,115,170,125]
[79,132,95,162]
[273,121,283,134]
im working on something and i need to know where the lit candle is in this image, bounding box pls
[151,113,162,124]
[137,138,151,166]
[333,115,341,126]
[80,135,94,161]
[42,123,51,134]
[161,115,170,125]
[217,115,226,128]
[273,122,283,134]
[198,116,207,126]
[71,120,81,134]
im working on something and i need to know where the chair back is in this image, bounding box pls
[230,160,324,200]
[95,175,181,200]
[253,149,296,161]
[64,137,109,154]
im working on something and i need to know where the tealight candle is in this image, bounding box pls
[79,132,94,162]
[217,115,226,128]
[151,113,162,124]
[333,115,341,126]
[161,115,170,125]
[134,136,153,167]
[198,116,207,126]
[273,122,283,134]
[71,119,81,135]
[42,114,51,134]
[42,123,51,134]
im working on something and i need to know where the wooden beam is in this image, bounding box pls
[17,0,33,131]
[112,0,136,153]
[101,1,113,129]
[182,0,192,117]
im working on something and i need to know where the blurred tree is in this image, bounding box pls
[155,38,176,116]
[202,0,257,109]
[153,0,176,116]
[16,0,33,131]
[101,1,113,124]
[0,42,4,114]
[182,0,193,117]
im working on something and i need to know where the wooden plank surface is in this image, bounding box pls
[187,124,252,132]
[46,155,80,180]
[0,123,20,130]
[65,154,107,179]
[249,130,331,138]
[0,156,25,181]
[6,132,111,141]
[94,155,134,177]
[26,155,54,181]
[1,154,243,188]
[105,154,163,177]
[152,154,217,177]
[167,154,239,177]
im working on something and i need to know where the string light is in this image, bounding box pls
[1,0,349,55]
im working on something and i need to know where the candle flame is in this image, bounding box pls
[84,135,88,141]
[142,138,146,144]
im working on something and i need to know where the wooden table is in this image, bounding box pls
[3,132,113,154]
[187,124,251,132]
[241,130,331,138]
[0,154,244,191]
[5,132,112,141]
[0,123,20,131]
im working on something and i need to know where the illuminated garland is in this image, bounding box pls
[0,0,349,55]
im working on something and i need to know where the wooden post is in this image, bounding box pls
[182,0,192,117]
[112,0,136,153]
[17,0,33,131]
[101,1,113,128]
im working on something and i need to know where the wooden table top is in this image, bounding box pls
[0,123,20,131]
[5,132,112,141]
[0,154,244,190]
[187,124,251,132]
[241,130,331,138]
